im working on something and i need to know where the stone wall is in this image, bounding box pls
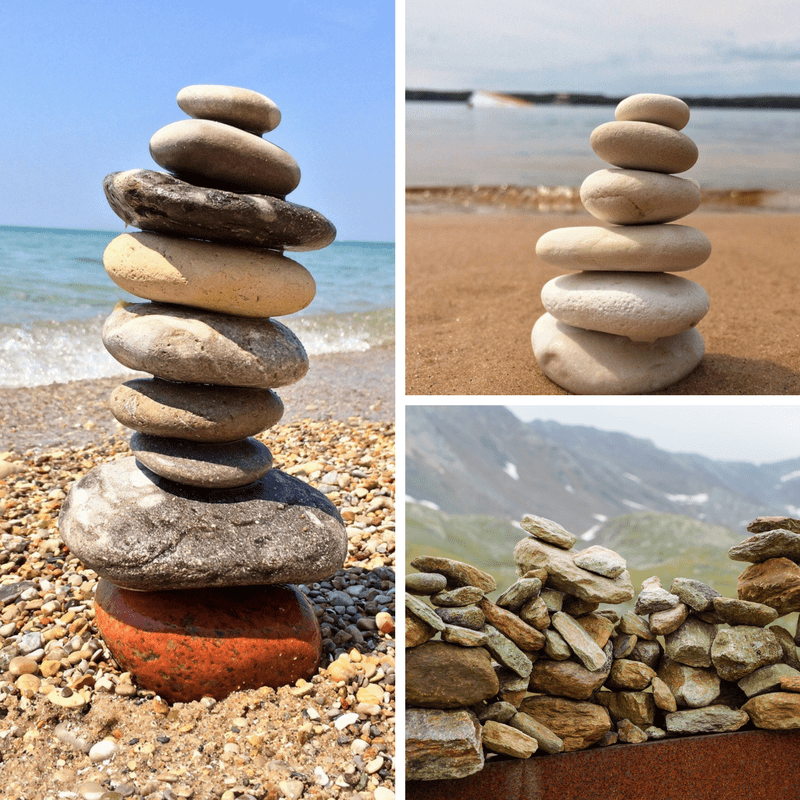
[405,514,800,781]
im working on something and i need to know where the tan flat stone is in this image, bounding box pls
[519,696,611,751]
[177,85,281,134]
[103,233,315,317]
[742,692,800,729]
[591,121,698,173]
[615,93,691,130]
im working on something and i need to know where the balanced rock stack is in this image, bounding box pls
[406,514,800,783]
[533,93,711,394]
[58,85,347,702]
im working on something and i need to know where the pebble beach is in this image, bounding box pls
[0,347,395,800]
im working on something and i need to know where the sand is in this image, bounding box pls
[406,209,800,395]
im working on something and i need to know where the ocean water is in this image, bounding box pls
[407,102,800,193]
[0,226,394,388]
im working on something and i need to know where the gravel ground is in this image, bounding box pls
[0,355,395,800]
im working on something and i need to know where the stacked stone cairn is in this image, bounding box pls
[406,514,800,782]
[532,93,711,394]
[58,85,348,702]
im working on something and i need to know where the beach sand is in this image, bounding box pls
[406,209,800,395]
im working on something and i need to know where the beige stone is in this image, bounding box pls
[509,712,564,754]
[615,93,690,130]
[657,656,721,708]
[742,692,800,729]
[519,696,611,752]
[519,514,576,549]
[591,121,698,173]
[618,612,656,641]
[103,233,315,318]
[580,168,701,225]
[109,379,283,442]
[748,516,800,535]
[496,578,542,610]
[575,613,615,648]
[665,705,749,734]
[738,664,800,698]
[528,652,611,701]
[479,598,545,651]
[544,628,571,660]
[710,626,782,681]
[431,586,484,607]
[406,708,484,781]
[177,85,281,134]
[593,691,655,727]
[551,611,606,670]
[442,625,488,647]
[605,659,656,691]
[406,609,436,648]
[519,595,550,630]
[532,313,704,395]
[664,616,717,668]
[410,556,496,592]
[571,545,627,579]
[649,602,690,635]
[617,718,648,743]
[150,119,300,196]
[729,529,800,563]
[713,596,779,627]
[738,557,800,615]
[651,676,678,712]
[482,720,537,758]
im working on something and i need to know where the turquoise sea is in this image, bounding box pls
[0,226,394,388]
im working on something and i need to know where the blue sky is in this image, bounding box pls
[407,0,800,96]
[0,2,394,242]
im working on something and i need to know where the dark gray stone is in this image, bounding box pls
[130,433,273,488]
[103,170,335,251]
[59,457,347,590]
[0,581,36,605]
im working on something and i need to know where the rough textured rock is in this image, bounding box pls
[110,378,283,442]
[59,457,347,590]
[593,691,655,727]
[94,581,320,702]
[519,514,576,549]
[130,433,273,488]
[713,596,779,627]
[514,537,633,603]
[481,720,537,758]
[176,85,281,134]
[528,644,612,701]
[406,642,499,709]
[605,659,657,691]
[664,705,749,734]
[102,302,309,388]
[671,578,720,612]
[737,558,800,615]
[406,708,484,781]
[483,625,533,679]
[496,578,542,610]
[406,573,448,595]
[544,629,571,661]
[629,639,662,668]
[551,612,606,670]
[442,625,488,647]
[651,676,678,712]
[590,121,698,173]
[770,624,800,670]
[410,556,497,592]
[617,719,648,744]
[520,595,551,630]
[664,616,717,668]
[531,313,704,395]
[635,579,682,614]
[613,633,638,659]
[619,612,656,641]
[748,517,800,535]
[435,606,485,630]
[406,609,436,648]
[519,696,611,751]
[575,613,615,648]
[103,170,335,251]
[710,626,783,681]
[571,545,627,579]
[649,602,690,635]
[431,586,484,607]
[729,530,800,564]
[742,692,800,729]
[495,667,529,707]
[149,119,301,196]
[615,93,691,130]
[475,701,518,724]
[479,598,545,651]
[405,594,447,632]
[657,656,721,708]
[508,712,564,754]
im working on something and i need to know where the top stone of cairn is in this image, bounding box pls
[615,93,690,131]
[177,85,281,134]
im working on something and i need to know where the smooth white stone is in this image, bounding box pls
[590,121,698,174]
[615,94,691,131]
[532,313,704,395]
[581,169,701,225]
[535,225,711,272]
[541,272,709,342]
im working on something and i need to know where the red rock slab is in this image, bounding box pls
[95,580,321,702]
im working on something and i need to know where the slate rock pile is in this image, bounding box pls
[58,85,348,702]
[406,514,800,781]
[532,93,711,394]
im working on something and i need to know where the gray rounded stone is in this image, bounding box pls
[150,119,300,196]
[590,121,698,174]
[102,302,309,389]
[103,170,336,251]
[177,85,281,134]
[109,378,283,442]
[58,457,347,590]
[130,433,273,488]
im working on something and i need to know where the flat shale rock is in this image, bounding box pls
[593,690,655,727]
[657,656,721,708]
[737,557,800,615]
[651,676,678,712]
[496,577,542,610]
[618,612,656,641]
[649,602,689,635]
[710,626,782,682]
[435,605,485,630]
[406,642,499,709]
[479,598,545,651]
[103,170,335,251]
[520,514,576,549]
[713,596,779,627]
[483,625,533,679]
[406,573,448,595]
[729,529,800,563]
[519,696,611,751]
[410,556,497,592]
[575,612,616,648]
[742,692,800,729]
[406,609,436,648]
[738,664,800,698]
[572,545,626,579]
[442,625,488,647]
[747,517,800,535]
[670,577,720,612]
[406,708,484,781]
[528,645,612,701]
[431,586,484,607]
[664,705,749,734]
[59,458,347,590]
[509,712,564,754]
[606,659,657,691]
[405,594,447,632]
[514,537,634,604]
[551,611,606,670]
[481,720,538,758]
[664,616,717,668]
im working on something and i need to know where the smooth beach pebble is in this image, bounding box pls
[103,232,316,317]
[94,580,321,702]
[150,119,300,196]
[590,121,698,174]
[102,302,309,389]
[103,170,336,251]
[541,272,709,342]
[109,378,284,442]
[580,169,701,225]
[532,312,705,394]
[535,225,711,272]
[177,84,281,134]
[58,457,348,590]
[615,93,691,131]
[130,433,273,489]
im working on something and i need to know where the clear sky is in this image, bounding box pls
[507,404,800,464]
[1,2,394,242]
[407,0,800,96]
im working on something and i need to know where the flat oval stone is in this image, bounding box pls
[615,93,691,130]
[541,272,709,342]
[110,378,283,442]
[177,85,281,134]
[532,312,704,394]
[94,581,320,702]
[103,170,336,251]
[103,232,315,317]
[102,302,308,388]
[150,119,300,196]
[130,433,273,488]
[535,225,711,272]
[59,457,348,590]
[590,121,698,173]
[581,169,701,225]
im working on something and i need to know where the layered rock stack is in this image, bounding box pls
[406,514,800,782]
[533,93,711,394]
[58,85,348,702]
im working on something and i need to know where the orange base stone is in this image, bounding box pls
[94,579,321,702]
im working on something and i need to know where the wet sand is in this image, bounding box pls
[406,209,800,395]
